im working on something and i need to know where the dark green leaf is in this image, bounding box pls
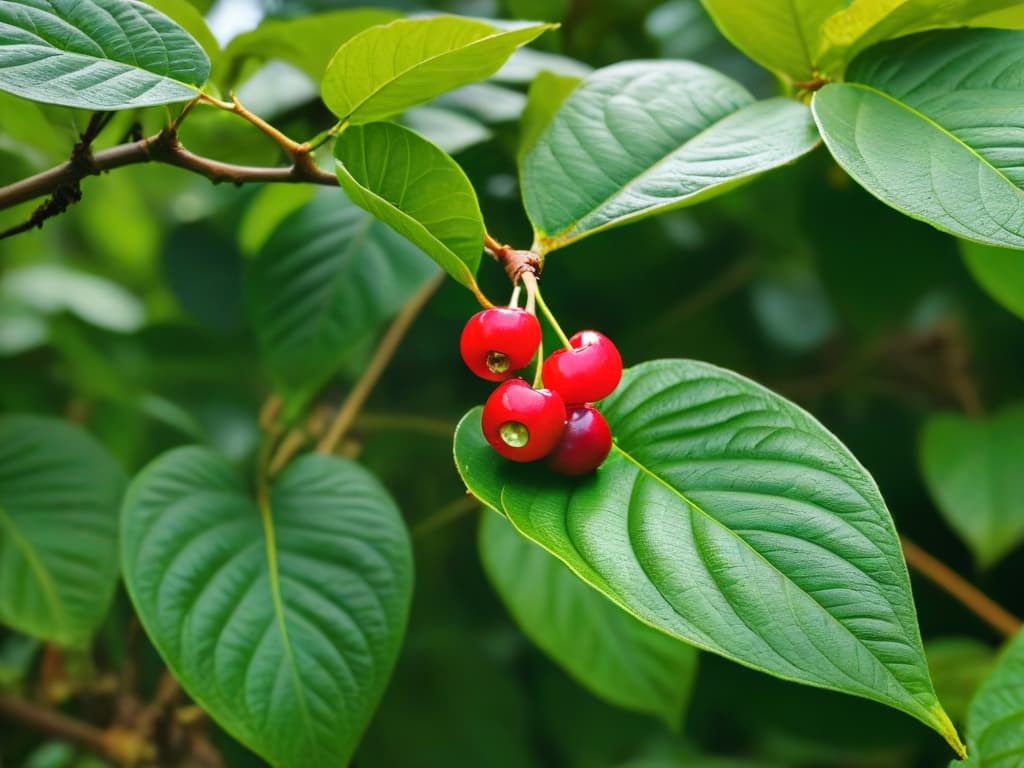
[247,190,439,401]
[145,0,219,61]
[965,629,1024,766]
[321,16,554,124]
[0,0,210,109]
[812,29,1024,250]
[920,404,1024,568]
[480,512,698,727]
[455,360,964,755]
[333,122,484,292]
[521,62,819,253]
[962,240,1024,321]
[0,415,124,647]
[121,447,412,767]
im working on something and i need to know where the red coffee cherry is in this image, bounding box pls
[481,379,566,462]
[541,330,622,404]
[546,404,613,476]
[460,308,541,381]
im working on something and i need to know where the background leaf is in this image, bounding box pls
[0,0,210,109]
[926,637,997,726]
[321,16,553,124]
[333,121,484,291]
[812,28,1024,250]
[479,511,698,728]
[247,189,439,402]
[961,240,1024,321]
[965,629,1024,766]
[521,61,819,253]
[919,404,1024,568]
[121,447,412,768]
[0,414,124,648]
[517,70,579,168]
[455,360,963,755]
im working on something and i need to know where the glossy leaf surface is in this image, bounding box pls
[965,629,1024,766]
[455,360,962,754]
[122,447,412,767]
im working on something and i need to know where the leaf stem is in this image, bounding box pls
[306,120,349,152]
[316,272,445,456]
[901,536,1021,638]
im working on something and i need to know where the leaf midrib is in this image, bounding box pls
[0,502,69,641]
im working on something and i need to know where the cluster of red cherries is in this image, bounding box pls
[460,306,622,475]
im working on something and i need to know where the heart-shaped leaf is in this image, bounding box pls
[480,512,698,727]
[321,16,553,124]
[0,0,210,109]
[961,241,1024,321]
[455,359,964,756]
[812,28,1024,250]
[334,121,484,294]
[919,404,1024,568]
[964,628,1024,765]
[246,189,439,404]
[0,414,124,648]
[520,61,819,254]
[121,447,412,767]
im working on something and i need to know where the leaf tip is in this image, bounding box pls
[932,703,967,759]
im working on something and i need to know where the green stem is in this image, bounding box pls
[533,285,572,350]
[305,120,348,153]
[532,335,544,388]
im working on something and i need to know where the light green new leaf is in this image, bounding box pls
[920,404,1024,569]
[961,240,1024,321]
[480,512,698,727]
[817,0,1024,75]
[965,629,1024,765]
[0,0,210,109]
[0,415,124,648]
[812,28,1024,250]
[517,70,579,169]
[334,121,484,292]
[247,189,439,400]
[218,9,400,85]
[700,0,844,81]
[454,360,964,756]
[521,61,819,254]
[321,16,553,124]
[122,447,412,768]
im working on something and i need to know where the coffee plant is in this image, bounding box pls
[1,0,1024,766]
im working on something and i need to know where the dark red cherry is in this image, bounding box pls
[546,404,612,476]
[481,379,566,462]
[541,330,622,404]
[460,308,541,381]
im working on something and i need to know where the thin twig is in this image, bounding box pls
[412,495,481,538]
[901,536,1021,638]
[317,272,446,456]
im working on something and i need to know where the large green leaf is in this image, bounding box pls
[218,9,400,85]
[247,190,439,401]
[699,0,844,81]
[0,415,124,648]
[0,0,210,109]
[962,241,1024,321]
[454,360,964,755]
[145,0,219,61]
[965,629,1024,766]
[334,121,484,291]
[517,70,579,169]
[520,61,819,254]
[817,0,1024,74]
[121,447,412,767]
[479,512,698,727]
[321,16,553,124]
[812,28,1024,250]
[919,405,1024,569]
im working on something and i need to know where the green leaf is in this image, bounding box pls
[965,629,1024,765]
[247,189,439,401]
[454,359,964,756]
[811,28,1024,251]
[517,70,579,168]
[0,415,124,648]
[961,240,1024,321]
[334,121,484,292]
[926,637,997,726]
[817,0,1024,75]
[0,0,210,109]
[218,9,400,85]
[121,447,412,768]
[699,0,844,81]
[919,404,1024,569]
[145,0,219,61]
[521,61,819,254]
[480,512,698,728]
[321,16,554,124]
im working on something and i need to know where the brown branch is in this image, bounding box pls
[902,536,1022,638]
